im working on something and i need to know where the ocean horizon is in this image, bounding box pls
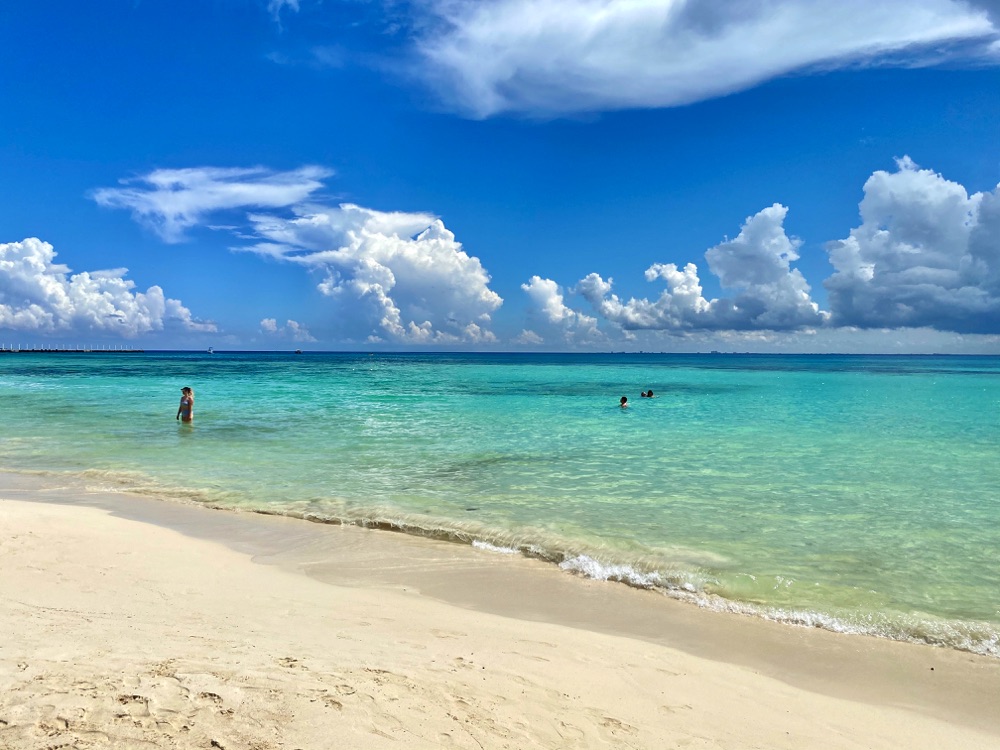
[3,350,998,657]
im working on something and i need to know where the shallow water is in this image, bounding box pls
[2,351,998,655]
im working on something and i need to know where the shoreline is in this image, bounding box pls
[15,466,1000,660]
[3,471,1000,748]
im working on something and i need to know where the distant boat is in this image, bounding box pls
[295,349,302,354]
[207,347,215,354]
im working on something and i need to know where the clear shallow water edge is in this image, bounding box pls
[2,351,998,656]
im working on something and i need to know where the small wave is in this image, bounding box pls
[560,554,696,591]
[472,540,519,555]
[76,468,244,508]
[551,556,999,658]
[680,594,1000,659]
[7,465,997,660]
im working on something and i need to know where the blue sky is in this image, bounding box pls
[2,0,1000,351]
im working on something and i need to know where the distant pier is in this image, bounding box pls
[0,345,144,354]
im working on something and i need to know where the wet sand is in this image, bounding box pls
[2,472,998,749]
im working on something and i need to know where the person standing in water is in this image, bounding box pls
[620,395,629,408]
[176,387,194,422]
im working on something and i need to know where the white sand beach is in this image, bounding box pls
[2,473,999,749]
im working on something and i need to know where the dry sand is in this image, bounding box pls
[1,473,998,749]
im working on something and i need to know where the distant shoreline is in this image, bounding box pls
[0,348,144,354]
[3,348,998,356]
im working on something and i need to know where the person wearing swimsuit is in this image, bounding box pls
[176,386,194,422]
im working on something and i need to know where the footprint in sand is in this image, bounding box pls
[308,688,345,710]
[600,716,637,735]
[321,696,343,710]
[451,657,476,671]
[557,720,585,740]
[148,660,177,677]
[73,680,99,698]
[115,694,147,706]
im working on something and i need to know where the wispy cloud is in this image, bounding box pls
[96,166,503,346]
[92,166,331,243]
[0,238,215,336]
[95,158,1000,346]
[410,0,999,117]
[267,0,300,22]
[972,0,1000,23]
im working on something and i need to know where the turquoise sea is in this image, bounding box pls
[2,351,998,656]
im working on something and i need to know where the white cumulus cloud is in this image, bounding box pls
[0,238,215,337]
[544,159,1000,341]
[92,166,331,243]
[96,167,504,346]
[825,157,1000,333]
[411,0,998,117]
[244,203,503,344]
[577,204,825,332]
[514,329,544,345]
[703,204,827,329]
[259,317,317,342]
[521,275,603,343]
